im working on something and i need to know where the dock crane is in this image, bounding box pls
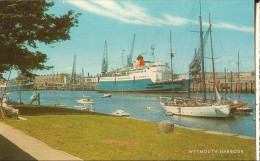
[101,41,108,76]
[127,34,135,67]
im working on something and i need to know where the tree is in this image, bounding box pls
[0,1,81,77]
[189,48,201,82]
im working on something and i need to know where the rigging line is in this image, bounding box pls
[180,32,195,74]
[178,20,197,74]
[239,56,246,72]
[217,39,232,70]
[179,2,199,74]
[218,40,227,55]
[203,0,211,17]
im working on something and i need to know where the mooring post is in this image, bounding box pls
[159,120,174,134]
[188,80,191,99]
[19,91,22,104]
[230,71,233,92]
[38,93,40,105]
[0,107,6,120]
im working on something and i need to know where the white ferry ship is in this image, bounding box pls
[96,55,190,93]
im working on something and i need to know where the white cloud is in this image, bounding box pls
[213,22,254,33]
[67,0,253,33]
[67,0,159,26]
[162,14,197,26]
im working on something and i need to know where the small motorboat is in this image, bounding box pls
[112,110,129,117]
[74,105,95,112]
[56,104,66,107]
[83,108,95,112]
[146,106,152,110]
[234,107,253,115]
[76,95,94,105]
[74,105,84,108]
[101,94,112,98]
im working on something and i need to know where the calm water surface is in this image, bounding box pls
[7,90,256,137]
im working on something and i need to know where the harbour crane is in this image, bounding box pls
[101,41,108,76]
[127,34,135,67]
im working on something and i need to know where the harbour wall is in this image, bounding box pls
[190,81,255,93]
[34,81,255,94]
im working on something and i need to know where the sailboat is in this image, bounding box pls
[50,69,66,107]
[160,5,236,118]
[74,94,94,112]
[56,84,66,107]
[70,55,94,111]
[30,91,37,101]
[55,72,66,107]
[229,52,253,115]
[75,69,94,105]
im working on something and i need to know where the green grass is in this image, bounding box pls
[3,105,256,160]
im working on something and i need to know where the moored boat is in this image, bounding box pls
[30,91,37,101]
[76,94,94,105]
[161,97,236,118]
[112,110,129,117]
[145,106,152,110]
[160,5,236,118]
[97,58,190,93]
[227,52,253,115]
[234,107,253,115]
[101,94,112,98]
[74,105,95,112]
[0,81,34,91]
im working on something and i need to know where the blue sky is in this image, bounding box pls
[4,0,255,78]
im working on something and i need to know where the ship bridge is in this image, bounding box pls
[143,61,172,83]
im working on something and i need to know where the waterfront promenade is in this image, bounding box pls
[0,121,82,160]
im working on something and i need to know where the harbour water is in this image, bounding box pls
[6,90,256,137]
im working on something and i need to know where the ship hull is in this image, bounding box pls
[96,78,190,93]
[1,83,34,91]
[162,104,234,118]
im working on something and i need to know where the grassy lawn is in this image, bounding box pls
[3,105,256,160]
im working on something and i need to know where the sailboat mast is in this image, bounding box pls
[170,30,174,100]
[199,0,206,100]
[57,73,60,105]
[238,51,240,101]
[209,13,216,102]
[224,68,227,103]
[52,68,56,105]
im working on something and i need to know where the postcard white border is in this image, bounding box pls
[255,1,259,160]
